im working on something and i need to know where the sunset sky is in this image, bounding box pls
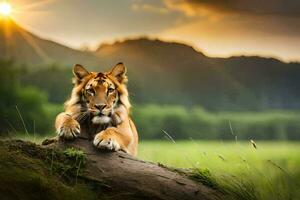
[7,0,300,62]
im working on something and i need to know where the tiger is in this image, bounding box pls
[55,63,138,156]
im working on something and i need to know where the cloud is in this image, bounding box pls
[132,2,170,14]
[157,0,300,61]
[159,17,300,61]
[160,0,300,38]
[163,0,300,17]
[130,0,300,61]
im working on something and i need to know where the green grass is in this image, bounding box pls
[138,140,300,200]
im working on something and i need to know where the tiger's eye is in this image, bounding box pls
[86,88,95,95]
[107,88,115,93]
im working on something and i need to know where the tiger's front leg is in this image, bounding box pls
[93,127,129,154]
[55,112,80,140]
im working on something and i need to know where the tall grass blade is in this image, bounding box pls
[162,130,176,143]
[15,105,29,136]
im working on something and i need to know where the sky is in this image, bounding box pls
[7,0,300,62]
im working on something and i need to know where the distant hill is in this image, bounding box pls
[1,19,300,110]
[96,38,300,110]
[0,18,99,67]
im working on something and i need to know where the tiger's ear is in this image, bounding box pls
[109,62,127,83]
[73,64,89,80]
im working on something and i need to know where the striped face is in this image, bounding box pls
[83,72,119,118]
[72,63,127,124]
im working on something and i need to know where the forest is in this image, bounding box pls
[1,59,300,140]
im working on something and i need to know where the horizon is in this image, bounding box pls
[1,17,298,64]
[2,0,300,62]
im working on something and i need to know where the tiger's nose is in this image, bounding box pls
[95,104,106,111]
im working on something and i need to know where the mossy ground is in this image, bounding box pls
[0,140,103,200]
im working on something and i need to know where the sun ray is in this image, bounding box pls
[15,0,55,11]
[12,15,51,63]
[1,17,13,58]
[0,0,54,63]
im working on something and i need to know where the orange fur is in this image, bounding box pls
[55,63,138,156]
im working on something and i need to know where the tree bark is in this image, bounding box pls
[42,137,223,200]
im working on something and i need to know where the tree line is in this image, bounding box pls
[0,60,299,140]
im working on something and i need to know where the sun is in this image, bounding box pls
[0,2,12,17]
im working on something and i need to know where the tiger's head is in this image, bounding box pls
[66,63,130,125]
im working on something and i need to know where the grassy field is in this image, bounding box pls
[138,140,300,200]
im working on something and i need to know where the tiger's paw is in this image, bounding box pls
[57,117,80,140]
[93,133,120,151]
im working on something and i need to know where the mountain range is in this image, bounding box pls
[1,18,300,110]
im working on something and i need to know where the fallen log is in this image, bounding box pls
[0,139,224,200]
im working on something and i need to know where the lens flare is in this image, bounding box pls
[0,2,12,16]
